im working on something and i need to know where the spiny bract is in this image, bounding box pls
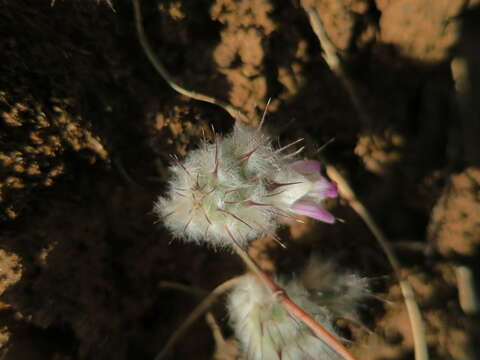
[154,122,337,248]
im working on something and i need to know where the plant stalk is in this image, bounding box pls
[231,240,358,360]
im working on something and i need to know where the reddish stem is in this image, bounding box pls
[230,240,358,360]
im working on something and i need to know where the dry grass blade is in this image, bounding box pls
[155,276,243,360]
[450,58,480,317]
[304,6,371,127]
[158,280,208,297]
[205,312,226,347]
[455,265,479,315]
[325,164,429,360]
[131,0,250,124]
[303,5,429,359]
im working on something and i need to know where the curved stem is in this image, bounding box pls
[131,0,250,124]
[325,164,429,360]
[155,276,243,360]
[305,6,371,127]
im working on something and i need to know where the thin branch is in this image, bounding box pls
[230,239,358,360]
[158,280,208,297]
[304,5,428,359]
[155,276,244,360]
[304,6,371,127]
[455,265,479,315]
[450,58,480,316]
[325,164,429,360]
[205,312,226,348]
[131,0,250,124]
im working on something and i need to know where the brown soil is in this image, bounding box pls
[1,0,480,359]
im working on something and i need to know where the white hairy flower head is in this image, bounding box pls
[228,267,369,360]
[228,274,339,360]
[154,122,338,248]
[301,259,370,320]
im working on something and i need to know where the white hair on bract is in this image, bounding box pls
[154,122,338,249]
[227,263,369,360]
[301,258,370,321]
[227,274,341,360]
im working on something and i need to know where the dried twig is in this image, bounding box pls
[455,265,479,315]
[230,240,359,360]
[305,6,371,127]
[450,57,480,316]
[325,164,429,360]
[158,280,208,297]
[131,0,250,124]
[205,312,226,348]
[155,276,243,360]
[303,5,429,359]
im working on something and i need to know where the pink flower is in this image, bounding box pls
[290,199,336,223]
[273,160,338,224]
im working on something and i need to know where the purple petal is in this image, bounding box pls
[312,178,338,198]
[290,160,321,175]
[290,200,335,224]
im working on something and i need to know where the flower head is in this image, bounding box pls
[154,122,337,248]
[228,274,339,360]
[228,265,369,359]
